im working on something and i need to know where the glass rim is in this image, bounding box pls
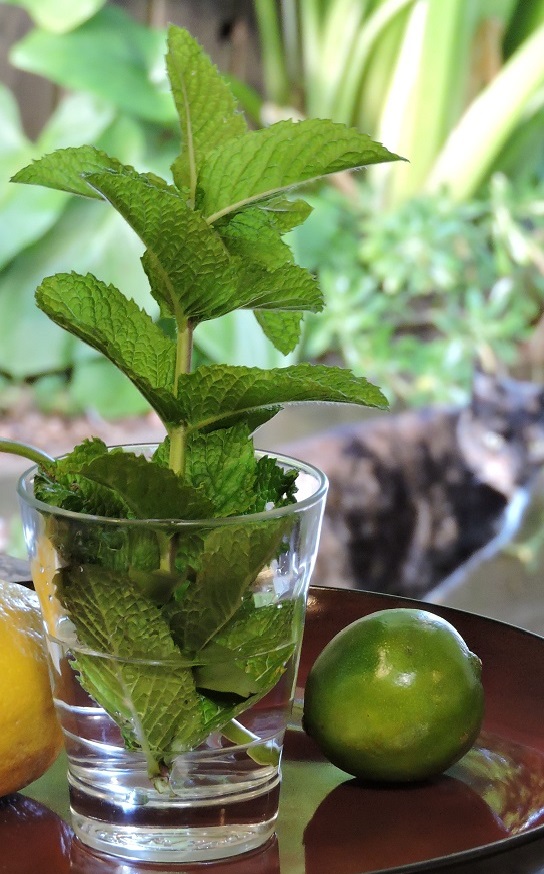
[17,443,328,528]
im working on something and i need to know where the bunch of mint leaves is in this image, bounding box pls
[8,26,402,780]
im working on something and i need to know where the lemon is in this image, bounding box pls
[302,607,484,782]
[0,579,63,796]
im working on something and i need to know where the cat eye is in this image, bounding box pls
[481,430,506,451]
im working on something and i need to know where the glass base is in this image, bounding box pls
[69,773,281,863]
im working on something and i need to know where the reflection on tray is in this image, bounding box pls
[453,730,544,834]
[69,835,280,873]
[294,727,544,874]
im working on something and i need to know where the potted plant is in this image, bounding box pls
[2,26,400,864]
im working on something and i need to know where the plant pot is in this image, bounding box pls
[17,446,327,864]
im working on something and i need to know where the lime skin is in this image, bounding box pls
[302,607,485,782]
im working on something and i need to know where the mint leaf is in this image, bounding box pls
[166,520,288,652]
[197,119,403,221]
[194,599,297,696]
[261,197,314,233]
[254,310,304,354]
[186,424,257,516]
[178,363,387,432]
[217,206,299,269]
[84,168,323,322]
[55,564,207,768]
[34,437,130,517]
[165,25,247,194]
[186,424,297,516]
[80,450,215,519]
[36,272,180,424]
[11,144,171,200]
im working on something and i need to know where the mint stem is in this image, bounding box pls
[221,718,280,767]
[0,438,54,467]
[169,317,193,475]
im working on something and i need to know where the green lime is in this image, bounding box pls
[302,607,484,782]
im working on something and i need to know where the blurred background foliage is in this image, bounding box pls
[0,0,544,417]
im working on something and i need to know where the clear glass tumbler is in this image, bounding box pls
[18,447,327,864]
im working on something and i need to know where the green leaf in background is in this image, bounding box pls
[165,24,247,195]
[178,363,388,433]
[69,358,153,419]
[9,5,176,124]
[1,0,107,33]
[0,93,115,267]
[0,194,154,379]
[197,119,403,221]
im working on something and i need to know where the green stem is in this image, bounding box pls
[222,718,280,767]
[169,317,193,475]
[0,438,54,467]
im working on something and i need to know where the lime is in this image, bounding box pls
[302,607,484,782]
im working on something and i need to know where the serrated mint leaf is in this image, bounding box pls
[56,564,207,767]
[80,450,215,519]
[254,310,303,354]
[217,207,297,269]
[250,455,298,513]
[186,424,256,516]
[262,197,313,233]
[36,272,181,425]
[86,168,323,322]
[11,144,169,200]
[197,119,403,221]
[166,520,288,652]
[166,25,246,194]
[178,363,387,432]
[34,437,130,517]
[242,261,322,312]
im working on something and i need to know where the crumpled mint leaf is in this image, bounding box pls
[34,437,129,516]
[36,272,180,424]
[80,449,215,519]
[165,25,247,193]
[11,144,170,199]
[250,455,298,513]
[178,363,387,432]
[197,119,403,221]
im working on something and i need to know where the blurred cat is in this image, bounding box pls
[286,367,544,598]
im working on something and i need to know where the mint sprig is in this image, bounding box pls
[9,25,404,777]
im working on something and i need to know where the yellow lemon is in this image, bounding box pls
[303,607,484,782]
[0,579,63,796]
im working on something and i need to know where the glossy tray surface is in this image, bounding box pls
[3,586,544,874]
